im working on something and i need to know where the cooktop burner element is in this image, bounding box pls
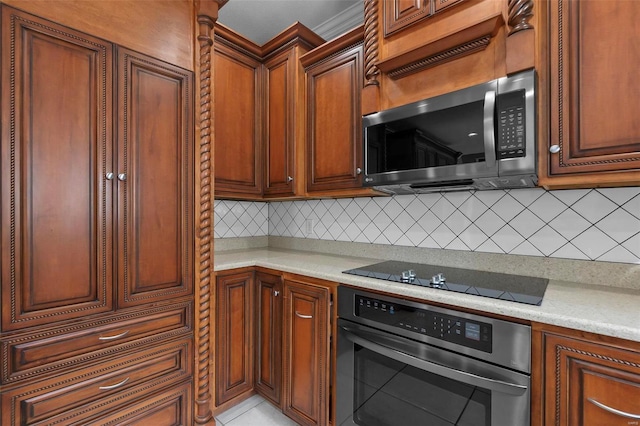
[343,260,549,305]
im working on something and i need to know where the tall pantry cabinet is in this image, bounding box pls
[0,5,195,424]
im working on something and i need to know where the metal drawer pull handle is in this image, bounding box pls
[295,311,313,319]
[274,290,280,296]
[587,398,640,419]
[287,176,293,182]
[99,377,130,390]
[98,330,130,341]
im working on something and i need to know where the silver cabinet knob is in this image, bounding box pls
[117,173,127,181]
[287,176,293,183]
[274,290,279,297]
[356,167,362,175]
[549,145,560,154]
[105,172,114,180]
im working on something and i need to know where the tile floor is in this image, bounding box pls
[214,394,298,426]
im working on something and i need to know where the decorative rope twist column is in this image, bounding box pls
[364,0,380,86]
[195,8,215,424]
[508,0,534,35]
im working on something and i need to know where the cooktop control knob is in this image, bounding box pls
[401,270,416,283]
[431,273,446,288]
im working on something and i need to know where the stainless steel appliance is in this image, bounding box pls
[362,70,536,194]
[343,260,549,306]
[336,286,531,426]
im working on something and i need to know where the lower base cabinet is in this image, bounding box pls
[534,324,640,426]
[215,269,333,426]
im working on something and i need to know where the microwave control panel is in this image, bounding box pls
[497,89,526,159]
[355,295,492,353]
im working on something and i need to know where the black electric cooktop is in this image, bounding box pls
[343,260,549,306]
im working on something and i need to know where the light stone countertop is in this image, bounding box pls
[214,247,640,343]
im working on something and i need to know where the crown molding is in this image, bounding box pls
[312,2,364,42]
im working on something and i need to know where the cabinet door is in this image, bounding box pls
[216,271,255,405]
[0,6,114,330]
[543,332,640,426]
[255,272,283,405]
[546,0,640,184]
[282,279,330,426]
[306,44,364,193]
[214,42,263,198]
[263,48,296,197]
[116,48,194,308]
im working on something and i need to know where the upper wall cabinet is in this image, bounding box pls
[539,0,640,188]
[214,29,263,199]
[369,0,507,111]
[213,24,324,200]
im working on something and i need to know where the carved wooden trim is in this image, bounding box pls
[376,13,503,79]
[387,35,491,78]
[195,1,219,422]
[364,0,380,86]
[508,0,534,36]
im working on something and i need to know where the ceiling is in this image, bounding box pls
[218,0,361,45]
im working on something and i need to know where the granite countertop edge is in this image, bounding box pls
[214,248,640,343]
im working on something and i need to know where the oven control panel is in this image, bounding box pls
[355,295,492,353]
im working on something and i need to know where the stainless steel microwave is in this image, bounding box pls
[362,70,537,193]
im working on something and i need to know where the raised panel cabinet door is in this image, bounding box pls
[384,0,431,36]
[306,44,364,193]
[543,333,640,426]
[116,47,194,308]
[216,271,255,405]
[263,48,295,197]
[547,0,640,179]
[0,6,114,330]
[254,271,283,406]
[283,279,329,426]
[214,42,263,197]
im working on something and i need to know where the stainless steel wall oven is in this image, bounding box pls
[336,286,531,426]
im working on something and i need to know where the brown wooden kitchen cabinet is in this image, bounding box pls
[532,323,640,426]
[0,5,195,424]
[254,271,284,405]
[539,0,640,188]
[215,269,255,406]
[302,27,369,195]
[214,27,263,199]
[282,277,331,426]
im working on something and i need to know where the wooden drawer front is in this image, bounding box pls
[92,381,192,426]
[2,302,192,384]
[1,338,192,426]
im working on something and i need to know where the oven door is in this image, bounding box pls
[336,319,530,426]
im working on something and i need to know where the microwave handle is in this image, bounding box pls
[483,90,497,169]
[340,324,527,396]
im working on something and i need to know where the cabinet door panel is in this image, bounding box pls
[264,50,295,197]
[116,48,193,307]
[0,6,114,330]
[307,45,363,193]
[283,279,329,426]
[255,272,283,405]
[548,0,640,177]
[216,271,254,405]
[214,43,263,197]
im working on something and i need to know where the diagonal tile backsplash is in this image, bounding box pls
[214,187,640,264]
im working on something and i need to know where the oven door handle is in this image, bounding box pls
[341,325,527,396]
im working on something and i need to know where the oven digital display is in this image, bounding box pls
[465,323,481,341]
